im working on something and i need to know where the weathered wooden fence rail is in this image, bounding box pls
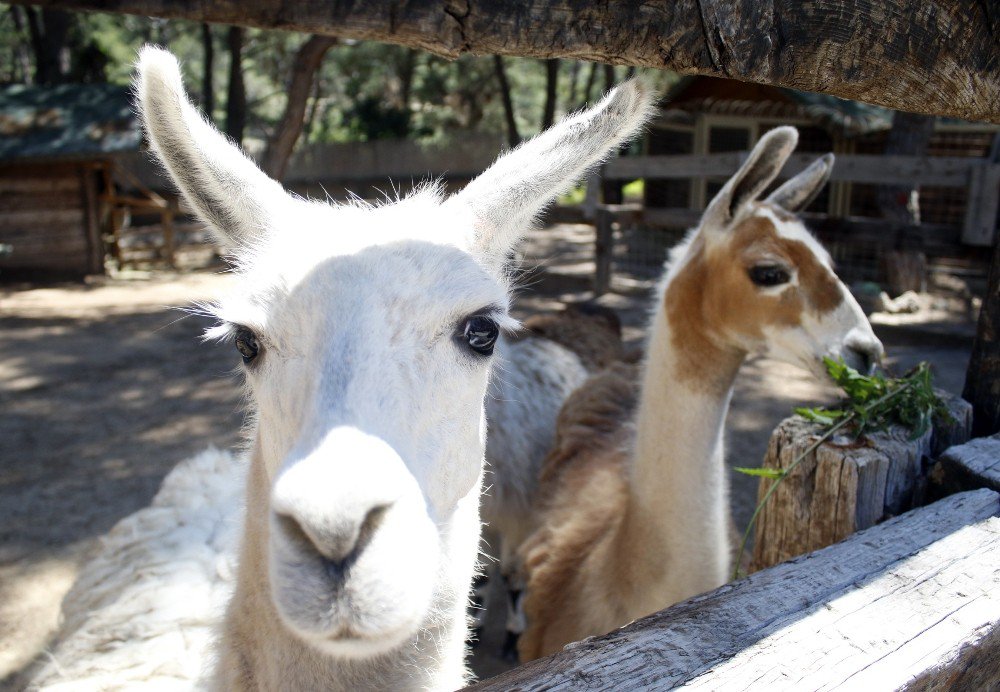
[468,489,1000,691]
[603,152,1000,245]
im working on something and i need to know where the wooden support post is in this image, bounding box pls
[751,394,971,573]
[469,490,1000,691]
[79,163,103,275]
[593,207,614,298]
[161,199,176,268]
[964,222,1000,437]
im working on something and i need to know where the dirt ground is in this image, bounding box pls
[0,224,975,687]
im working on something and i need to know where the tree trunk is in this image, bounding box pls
[964,230,1000,437]
[579,61,598,108]
[25,7,71,84]
[540,58,559,130]
[493,55,520,148]
[8,6,34,84]
[566,61,580,112]
[603,63,615,92]
[201,23,215,120]
[261,35,338,180]
[878,111,935,296]
[17,0,997,123]
[224,26,246,144]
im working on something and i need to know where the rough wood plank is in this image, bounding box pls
[468,490,1000,691]
[0,208,84,233]
[13,0,999,123]
[605,153,987,187]
[932,433,1000,496]
[751,394,972,572]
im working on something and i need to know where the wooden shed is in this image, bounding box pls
[646,76,999,228]
[0,83,141,278]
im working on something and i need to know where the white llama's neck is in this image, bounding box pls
[216,443,474,691]
[618,284,742,614]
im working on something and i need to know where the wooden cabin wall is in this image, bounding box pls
[0,162,103,278]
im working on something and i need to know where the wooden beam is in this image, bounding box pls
[11,0,999,123]
[932,433,1000,496]
[605,153,995,187]
[468,489,1000,691]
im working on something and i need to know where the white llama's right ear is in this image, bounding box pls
[765,153,834,212]
[702,125,799,232]
[134,45,291,249]
[447,78,658,274]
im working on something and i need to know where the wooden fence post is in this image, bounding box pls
[751,394,972,573]
[593,207,614,297]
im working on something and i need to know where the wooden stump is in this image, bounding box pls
[751,394,972,573]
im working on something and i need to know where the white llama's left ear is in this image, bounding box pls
[765,153,834,212]
[447,78,657,273]
[134,45,292,250]
[702,125,799,231]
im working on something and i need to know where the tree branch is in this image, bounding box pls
[12,0,999,122]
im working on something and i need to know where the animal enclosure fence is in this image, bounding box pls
[593,151,1000,296]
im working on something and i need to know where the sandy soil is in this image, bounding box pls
[0,226,974,687]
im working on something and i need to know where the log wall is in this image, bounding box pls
[0,162,104,277]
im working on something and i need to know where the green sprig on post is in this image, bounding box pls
[731,357,951,579]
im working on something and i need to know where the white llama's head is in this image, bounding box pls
[663,126,883,386]
[135,46,655,659]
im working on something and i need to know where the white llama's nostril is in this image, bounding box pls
[276,501,392,565]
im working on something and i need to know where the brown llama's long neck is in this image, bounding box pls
[613,269,743,617]
[213,442,471,692]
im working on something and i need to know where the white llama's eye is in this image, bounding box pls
[462,315,500,356]
[748,265,791,287]
[234,327,260,364]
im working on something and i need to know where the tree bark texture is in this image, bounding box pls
[493,55,520,148]
[540,57,558,130]
[224,25,245,144]
[261,35,337,180]
[14,0,999,123]
[200,23,215,121]
[25,7,71,84]
[964,232,1000,437]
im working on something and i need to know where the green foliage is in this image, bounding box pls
[732,466,785,479]
[793,357,950,441]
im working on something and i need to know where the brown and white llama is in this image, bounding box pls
[518,127,885,661]
[26,47,655,690]
[477,304,624,654]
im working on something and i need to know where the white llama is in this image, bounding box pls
[518,127,885,660]
[26,47,655,690]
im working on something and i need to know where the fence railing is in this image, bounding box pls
[601,152,1000,246]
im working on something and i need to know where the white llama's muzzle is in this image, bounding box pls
[268,427,439,657]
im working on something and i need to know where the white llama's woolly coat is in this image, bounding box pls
[28,449,244,690]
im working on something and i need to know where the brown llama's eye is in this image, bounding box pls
[462,315,500,356]
[748,265,791,287]
[234,327,260,364]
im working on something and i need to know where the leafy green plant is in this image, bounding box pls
[731,357,952,579]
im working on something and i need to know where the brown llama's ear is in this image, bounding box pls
[765,153,834,213]
[702,126,799,231]
[134,45,292,251]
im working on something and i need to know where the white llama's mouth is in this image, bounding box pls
[267,504,439,659]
